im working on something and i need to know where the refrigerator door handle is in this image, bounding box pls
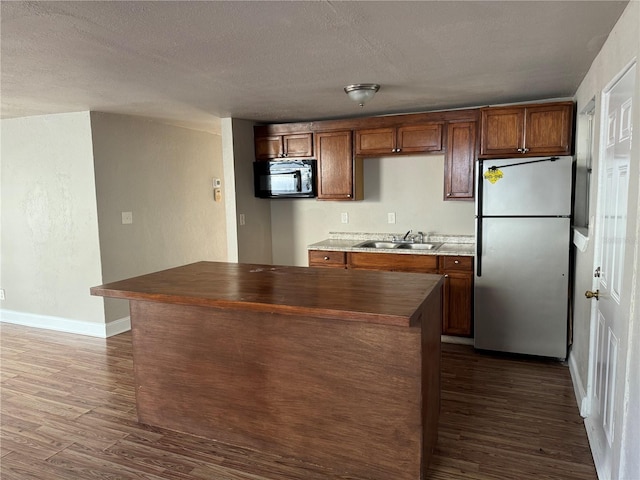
[476,160,484,277]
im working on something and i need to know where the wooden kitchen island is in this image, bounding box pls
[90,261,443,480]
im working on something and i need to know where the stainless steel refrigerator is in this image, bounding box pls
[474,155,573,359]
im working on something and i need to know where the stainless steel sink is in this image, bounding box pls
[355,240,443,250]
[355,241,399,249]
[396,243,443,250]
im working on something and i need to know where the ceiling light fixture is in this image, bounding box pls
[344,83,380,107]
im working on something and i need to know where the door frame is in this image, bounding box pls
[584,58,637,480]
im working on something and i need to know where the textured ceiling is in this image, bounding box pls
[0,1,629,132]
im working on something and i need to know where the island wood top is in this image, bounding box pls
[90,261,442,327]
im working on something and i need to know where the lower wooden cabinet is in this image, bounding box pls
[308,250,347,268]
[440,256,473,337]
[347,251,438,273]
[308,250,473,336]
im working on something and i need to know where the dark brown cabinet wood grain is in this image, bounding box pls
[255,132,313,160]
[440,256,473,337]
[480,102,573,158]
[444,121,477,200]
[308,250,473,337]
[308,250,347,268]
[347,251,439,273]
[316,130,362,200]
[355,123,443,156]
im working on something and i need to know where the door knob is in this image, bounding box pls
[585,289,600,300]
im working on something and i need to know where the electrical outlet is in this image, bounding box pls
[0,289,5,301]
[239,213,246,226]
[214,188,222,202]
[341,212,349,224]
[213,178,222,188]
[121,211,133,224]
[388,212,396,224]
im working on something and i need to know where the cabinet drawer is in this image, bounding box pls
[441,256,473,272]
[347,252,438,273]
[309,251,346,268]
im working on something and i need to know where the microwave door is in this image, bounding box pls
[270,171,302,194]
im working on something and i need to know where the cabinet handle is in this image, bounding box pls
[454,260,459,264]
[444,274,449,278]
[324,256,330,261]
[347,194,352,198]
[283,153,288,157]
[523,148,529,153]
[391,148,396,153]
[517,148,523,153]
[447,193,452,197]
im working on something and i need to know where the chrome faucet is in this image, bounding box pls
[403,230,412,241]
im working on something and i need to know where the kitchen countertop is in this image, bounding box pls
[308,232,475,257]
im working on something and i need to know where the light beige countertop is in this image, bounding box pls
[308,232,475,257]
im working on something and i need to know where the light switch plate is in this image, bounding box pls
[122,211,133,224]
[341,212,349,224]
[388,212,396,224]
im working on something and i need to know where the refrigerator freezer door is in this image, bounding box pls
[474,217,570,358]
[480,156,573,216]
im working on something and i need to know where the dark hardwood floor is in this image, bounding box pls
[0,323,596,479]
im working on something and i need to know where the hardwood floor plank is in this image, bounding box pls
[0,323,596,480]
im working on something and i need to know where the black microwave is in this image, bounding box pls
[253,160,317,198]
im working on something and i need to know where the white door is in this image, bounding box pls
[586,62,635,480]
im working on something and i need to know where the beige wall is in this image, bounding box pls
[91,113,227,322]
[0,112,106,324]
[222,118,273,265]
[571,1,639,478]
[271,154,475,266]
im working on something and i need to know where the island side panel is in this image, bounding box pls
[421,283,442,472]
[129,299,430,480]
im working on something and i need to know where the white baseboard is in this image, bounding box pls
[569,349,590,417]
[585,415,609,480]
[0,309,130,338]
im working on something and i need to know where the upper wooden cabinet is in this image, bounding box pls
[355,123,443,156]
[255,132,313,160]
[479,102,574,158]
[444,121,477,200]
[316,130,362,200]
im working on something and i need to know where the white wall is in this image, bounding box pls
[271,154,475,266]
[91,113,227,322]
[0,112,106,325]
[570,1,639,478]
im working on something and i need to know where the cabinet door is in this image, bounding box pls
[397,123,443,153]
[347,252,438,273]
[442,272,473,336]
[444,121,476,200]
[316,130,358,200]
[308,251,346,268]
[480,107,525,156]
[524,104,573,155]
[283,133,313,158]
[255,136,283,160]
[354,128,396,155]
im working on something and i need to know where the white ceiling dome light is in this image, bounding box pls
[344,84,380,107]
